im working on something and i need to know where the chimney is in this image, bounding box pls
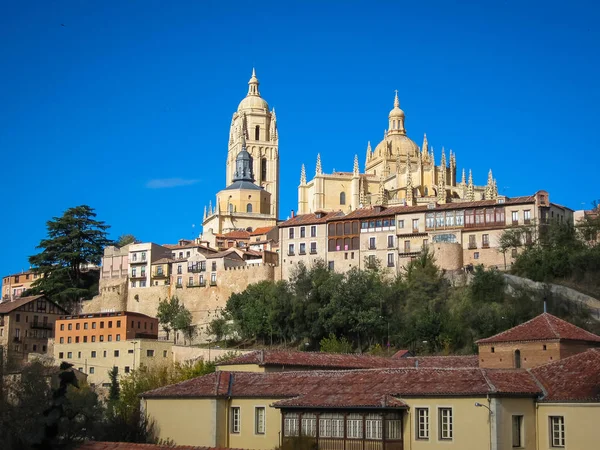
[291,209,295,218]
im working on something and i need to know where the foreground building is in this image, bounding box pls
[141,313,600,449]
[0,295,67,366]
[53,311,173,386]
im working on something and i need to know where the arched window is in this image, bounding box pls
[246,203,252,213]
[228,203,234,213]
[255,125,260,140]
[340,192,346,205]
[261,158,267,181]
[514,349,521,368]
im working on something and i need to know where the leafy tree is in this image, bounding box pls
[108,366,120,403]
[156,296,192,342]
[206,317,231,342]
[319,333,353,353]
[117,234,138,247]
[26,205,111,309]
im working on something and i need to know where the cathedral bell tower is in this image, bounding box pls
[226,69,280,218]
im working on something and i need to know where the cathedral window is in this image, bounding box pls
[255,125,260,140]
[261,158,267,180]
[424,187,428,196]
[246,203,252,213]
[340,192,346,205]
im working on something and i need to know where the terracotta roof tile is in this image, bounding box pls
[143,367,541,406]
[477,313,600,344]
[216,231,251,239]
[250,227,275,235]
[390,350,412,359]
[0,295,67,314]
[279,211,344,227]
[531,349,600,402]
[76,442,240,450]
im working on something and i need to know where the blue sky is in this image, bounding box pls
[1,1,599,277]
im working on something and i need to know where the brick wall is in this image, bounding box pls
[478,341,561,369]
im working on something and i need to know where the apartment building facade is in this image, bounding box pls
[1,270,42,301]
[278,191,573,276]
[0,295,68,366]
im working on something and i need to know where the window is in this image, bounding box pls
[299,243,306,254]
[163,350,168,357]
[91,351,96,358]
[141,251,146,261]
[60,337,64,344]
[177,276,182,286]
[288,244,295,255]
[60,324,64,331]
[404,240,411,253]
[231,407,241,433]
[177,265,182,274]
[310,226,317,237]
[15,314,20,322]
[92,322,97,329]
[512,415,523,447]
[515,349,521,368]
[100,321,104,329]
[328,261,335,271]
[77,351,81,358]
[114,350,119,357]
[68,323,72,330]
[99,335,104,342]
[387,235,394,248]
[468,234,477,249]
[255,408,266,435]
[116,334,121,341]
[412,218,419,231]
[310,242,317,254]
[387,253,395,267]
[189,276,193,286]
[89,367,94,374]
[550,416,565,447]
[211,273,217,284]
[124,366,130,373]
[302,413,317,437]
[67,352,72,358]
[289,228,294,239]
[300,227,306,238]
[482,234,490,247]
[512,211,519,224]
[524,209,531,224]
[365,413,382,440]
[147,349,155,357]
[369,237,376,249]
[91,336,96,342]
[416,408,429,439]
[474,252,480,259]
[261,157,267,179]
[212,262,217,271]
[319,413,344,438]
[246,203,252,213]
[340,192,346,205]
[59,352,64,359]
[284,412,299,437]
[67,337,72,343]
[398,219,404,229]
[439,408,453,440]
[347,413,363,439]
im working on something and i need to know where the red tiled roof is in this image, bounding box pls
[477,313,600,344]
[250,227,275,235]
[279,211,345,227]
[0,295,67,314]
[217,350,478,370]
[77,442,238,450]
[531,349,600,402]
[391,349,412,359]
[142,367,542,406]
[274,393,407,409]
[216,230,251,240]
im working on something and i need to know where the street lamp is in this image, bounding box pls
[475,401,493,450]
[474,402,493,414]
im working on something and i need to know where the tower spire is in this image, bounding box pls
[203,205,207,220]
[247,68,260,96]
[485,169,496,200]
[467,170,475,201]
[365,141,372,165]
[300,164,306,185]
[394,89,400,108]
[316,153,322,176]
[353,154,359,176]
[461,168,466,185]
[422,133,429,161]
[406,154,414,205]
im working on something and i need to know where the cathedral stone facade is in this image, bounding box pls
[202,70,279,235]
[298,92,498,214]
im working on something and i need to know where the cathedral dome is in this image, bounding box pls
[237,68,269,112]
[374,134,420,158]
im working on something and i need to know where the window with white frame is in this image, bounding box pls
[289,228,294,239]
[255,407,265,435]
[386,413,402,439]
[512,211,519,223]
[288,244,295,255]
[319,413,344,438]
[416,408,429,439]
[230,407,240,433]
[365,413,383,440]
[369,237,376,249]
[387,235,394,248]
[550,416,565,447]
[310,242,317,254]
[284,412,299,437]
[398,219,404,228]
[300,227,306,238]
[387,253,394,267]
[346,413,363,439]
[301,413,317,437]
[310,226,317,237]
[439,408,453,440]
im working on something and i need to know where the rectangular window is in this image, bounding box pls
[398,219,404,229]
[288,244,295,255]
[60,324,64,331]
[512,415,523,447]
[365,413,382,440]
[124,366,130,373]
[319,413,344,438]
[416,408,429,439]
[482,234,490,248]
[328,261,335,271]
[254,406,266,434]
[302,413,317,437]
[404,240,411,253]
[114,350,119,357]
[300,227,306,238]
[310,242,317,254]
[524,209,531,224]
[310,226,317,237]
[91,336,96,342]
[369,237,376,249]
[512,211,519,224]
[99,335,104,342]
[347,413,363,439]
[89,367,94,374]
[60,337,64,344]
[84,322,88,330]
[100,321,104,329]
[387,235,394,248]
[439,408,453,440]
[284,413,299,437]
[299,243,306,255]
[92,322,96,329]
[147,349,155,357]
[469,234,477,249]
[412,218,419,231]
[289,228,294,239]
[387,253,394,267]
[91,351,97,358]
[550,416,565,447]
[67,352,72,359]
[231,407,241,433]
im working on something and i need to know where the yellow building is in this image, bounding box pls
[142,314,600,449]
[202,69,279,236]
[298,92,498,215]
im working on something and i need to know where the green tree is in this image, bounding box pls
[117,234,138,247]
[26,205,111,309]
[207,317,231,342]
[319,333,353,353]
[156,296,190,341]
[173,308,194,345]
[108,366,120,403]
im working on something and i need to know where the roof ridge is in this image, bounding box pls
[526,368,548,399]
[544,313,560,339]
[480,369,497,393]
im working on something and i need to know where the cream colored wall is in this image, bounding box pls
[216,364,265,373]
[494,398,536,450]
[402,397,491,450]
[536,403,600,450]
[144,398,219,447]
[217,187,271,215]
[279,223,328,280]
[228,398,282,450]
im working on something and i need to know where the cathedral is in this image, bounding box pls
[298,92,498,214]
[202,69,279,235]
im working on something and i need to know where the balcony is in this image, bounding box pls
[130,273,147,279]
[30,322,52,330]
[512,220,519,226]
[129,259,147,265]
[524,219,531,225]
[369,246,377,250]
[187,281,206,288]
[412,228,420,234]
[152,272,167,278]
[187,267,206,273]
[468,244,477,249]
[482,243,490,249]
